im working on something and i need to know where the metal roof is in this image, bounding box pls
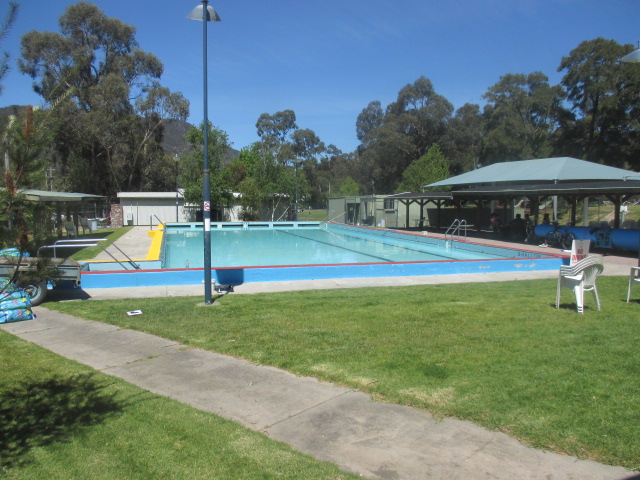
[118,191,184,199]
[20,189,104,203]
[427,157,639,187]
[387,191,453,200]
[450,181,640,199]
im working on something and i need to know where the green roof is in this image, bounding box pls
[19,189,104,203]
[427,157,638,187]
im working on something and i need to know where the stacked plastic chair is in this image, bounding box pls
[555,255,604,314]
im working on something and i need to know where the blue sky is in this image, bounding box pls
[1,0,638,154]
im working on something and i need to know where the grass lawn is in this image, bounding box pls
[297,209,327,221]
[0,330,360,479]
[47,276,640,471]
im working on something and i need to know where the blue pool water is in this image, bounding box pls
[162,223,508,269]
[80,222,564,289]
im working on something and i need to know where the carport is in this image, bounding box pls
[390,158,640,232]
[19,189,106,236]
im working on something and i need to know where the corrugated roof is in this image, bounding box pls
[118,191,184,199]
[19,189,104,202]
[427,157,638,187]
[387,191,452,200]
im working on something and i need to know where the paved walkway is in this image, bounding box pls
[91,226,156,261]
[2,226,637,479]
[1,309,634,480]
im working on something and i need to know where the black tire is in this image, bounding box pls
[561,233,576,250]
[21,280,47,306]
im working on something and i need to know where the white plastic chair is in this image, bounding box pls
[556,255,604,313]
[627,267,640,303]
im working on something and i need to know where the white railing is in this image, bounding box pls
[444,219,467,242]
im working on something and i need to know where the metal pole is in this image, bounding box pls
[202,0,213,304]
[294,161,298,221]
[175,154,179,222]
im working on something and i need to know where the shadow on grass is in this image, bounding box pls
[0,373,126,471]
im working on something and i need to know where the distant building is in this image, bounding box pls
[328,195,400,228]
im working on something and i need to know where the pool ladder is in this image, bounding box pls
[444,219,468,244]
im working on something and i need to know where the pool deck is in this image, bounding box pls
[68,225,638,301]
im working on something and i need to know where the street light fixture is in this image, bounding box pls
[621,41,640,63]
[188,0,220,305]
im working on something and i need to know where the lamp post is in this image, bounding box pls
[294,159,299,221]
[175,154,179,222]
[188,1,220,305]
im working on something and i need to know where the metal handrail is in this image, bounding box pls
[151,214,164,228]
[445,219,467,242]
[38,239,140,270]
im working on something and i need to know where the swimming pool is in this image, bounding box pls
[162,222,512,268]
[80,222,565,289]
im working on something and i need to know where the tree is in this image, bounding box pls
[131,82,189,191]
[395,144,449,193]
[440,103,484,174]
[0,106,55,252]
[356,101,383,145]
[558,38,640,168]
[255,109,297,164]
[480,72,564,165]
[227,144,293,221]
[179,122,231,219]
[355,77,453,194]
[332,177,360,197]
[19,2,187,197]
[0,2,18,95]
[254,110,328,217]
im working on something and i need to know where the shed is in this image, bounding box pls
[117,191,188,225]
[117,191,244,226]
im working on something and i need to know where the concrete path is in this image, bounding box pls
[91,226,156,261]
[1,309,635,480]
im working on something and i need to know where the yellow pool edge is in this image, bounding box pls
[146,227,164,261]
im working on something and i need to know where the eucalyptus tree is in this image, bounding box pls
[254,110,329,216]
[480,72,564,165]
[131,82,189,191]
[255,109,297,164]
[19,1,188,197]
[310,144,349,206]
[440,103,484,174]
[356,100,384,147]
[356,77,453,193]
[558,38,640,168]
